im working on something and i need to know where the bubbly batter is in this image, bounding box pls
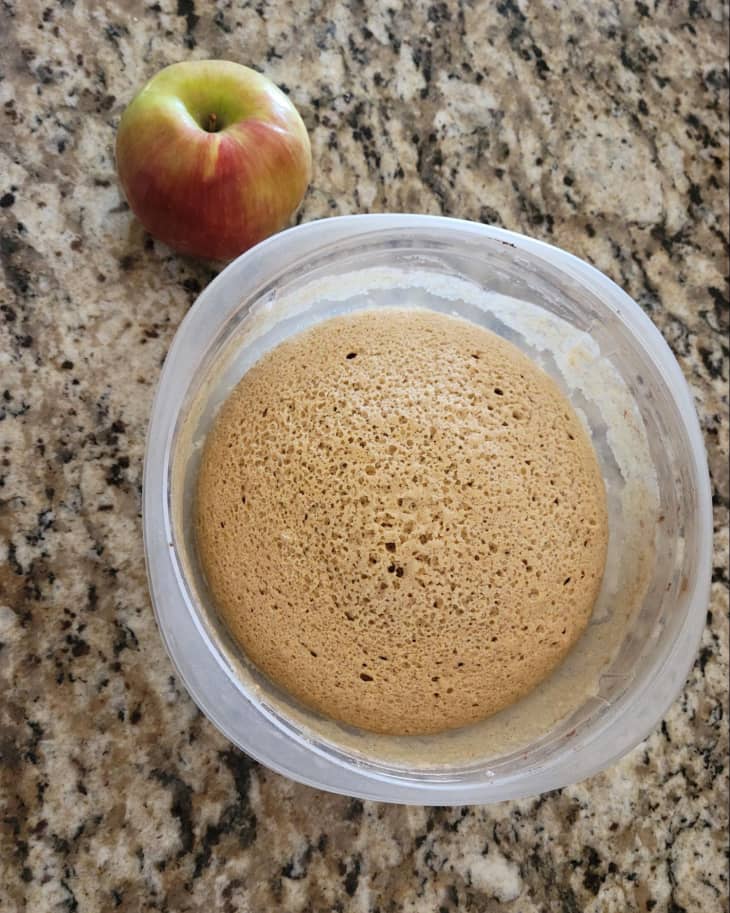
[195,308,608,735]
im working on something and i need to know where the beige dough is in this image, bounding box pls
[195,308,608,735]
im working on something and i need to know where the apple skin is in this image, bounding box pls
[115,60,312,261]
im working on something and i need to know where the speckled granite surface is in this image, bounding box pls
[1,1,728,911]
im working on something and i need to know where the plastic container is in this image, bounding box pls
[143,215,712,804]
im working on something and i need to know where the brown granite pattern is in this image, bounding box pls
[0,1,728,911]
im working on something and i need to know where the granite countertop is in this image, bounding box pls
[1,1,728,911]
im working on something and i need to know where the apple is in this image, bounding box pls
[115,60,312,261]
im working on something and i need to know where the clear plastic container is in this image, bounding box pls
[143,215,712,804]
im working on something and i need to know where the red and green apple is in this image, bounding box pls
[115,60,312,261]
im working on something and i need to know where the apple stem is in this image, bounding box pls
[205,112,220,132]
